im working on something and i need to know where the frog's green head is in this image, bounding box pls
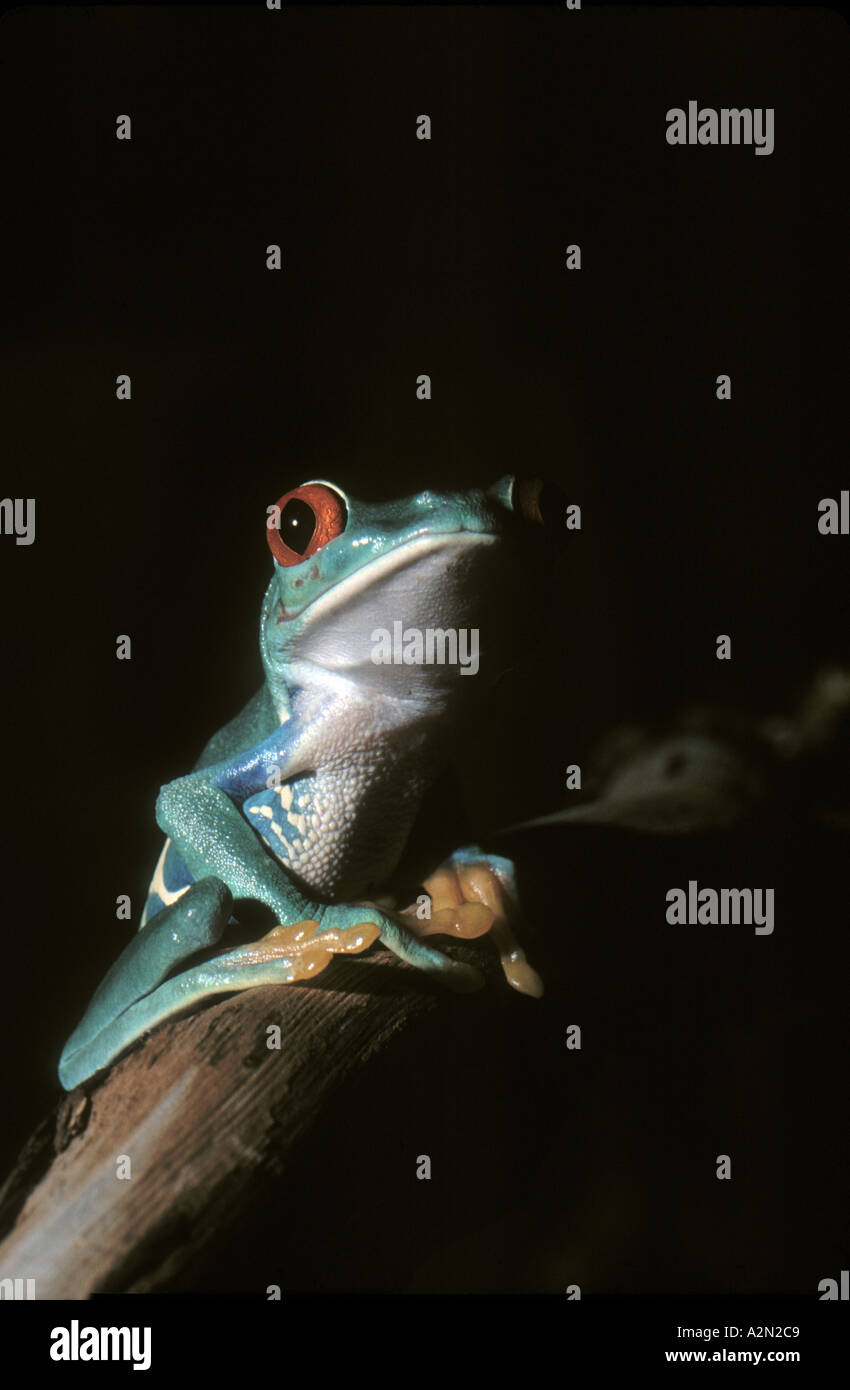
[261,477,564,706]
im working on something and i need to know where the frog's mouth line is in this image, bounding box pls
[275,530,499,625]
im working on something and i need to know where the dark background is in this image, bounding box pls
[0,3,847,1293]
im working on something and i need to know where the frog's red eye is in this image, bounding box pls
[266,483,347,566]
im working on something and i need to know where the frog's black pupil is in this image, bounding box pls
[281,497,316,555]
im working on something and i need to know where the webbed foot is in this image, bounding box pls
[401,846,544,998]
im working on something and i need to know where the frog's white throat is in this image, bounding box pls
[270,531,503,699]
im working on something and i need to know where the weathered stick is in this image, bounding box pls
[0,950,449,1296]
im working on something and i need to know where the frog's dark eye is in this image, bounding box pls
[513,477,568,534]
[266,483,347,566]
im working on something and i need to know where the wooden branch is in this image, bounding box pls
[0,949,455,1296]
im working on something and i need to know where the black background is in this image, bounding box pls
[0,3,848,1295]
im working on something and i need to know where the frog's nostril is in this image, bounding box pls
[664,752,687,778]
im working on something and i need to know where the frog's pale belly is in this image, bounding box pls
[141,725,441,926]
[242,762,428,900]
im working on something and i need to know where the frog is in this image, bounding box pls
[58,475,562,1090]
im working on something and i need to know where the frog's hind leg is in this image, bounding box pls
[58,907,383,1091]
[58,877,233,1090]
[58,891,488,1090]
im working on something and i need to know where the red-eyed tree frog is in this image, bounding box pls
[59,476,562,1089]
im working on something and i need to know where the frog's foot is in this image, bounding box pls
[197,901,484,996]
[402,846,544,998]
[225,902,484,995]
